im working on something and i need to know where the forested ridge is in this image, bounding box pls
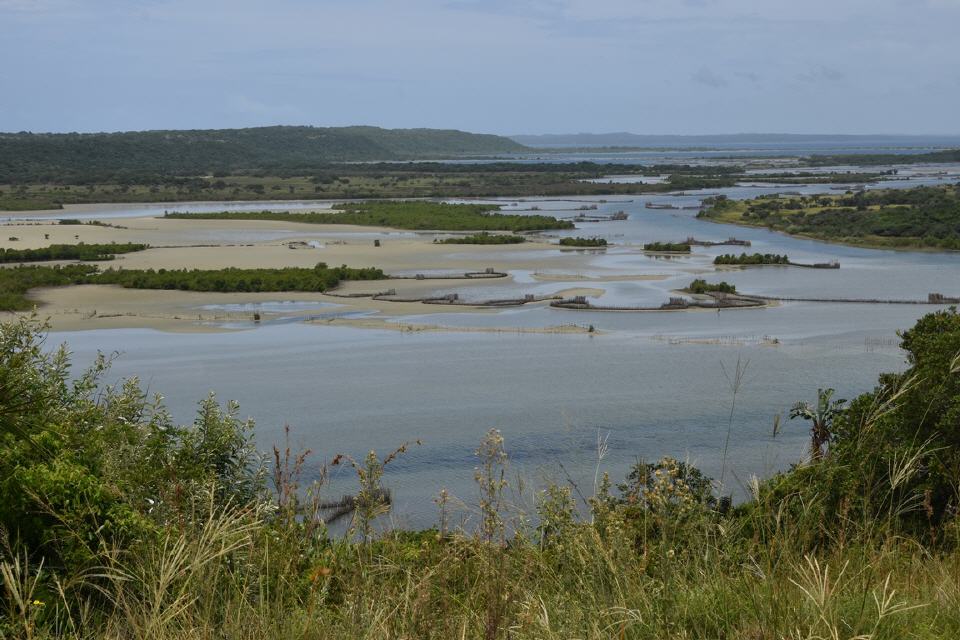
[0,126,527,182]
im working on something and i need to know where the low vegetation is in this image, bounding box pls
[436,232,526,244]
[0,263,385,310]
[0,242,148,263]
[714,252,790,265]
[558,236,608,247]
[804,148,960,166]
[164,201,576,232]
[643,241,690,252]
[686,278,737,294]
[699,185,960,249]
[0,264,95,311]
[0,164,901,216]
[2,308,960,638]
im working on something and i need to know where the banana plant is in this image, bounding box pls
[790,388,846,461]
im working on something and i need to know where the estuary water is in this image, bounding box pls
[42,165,960,528]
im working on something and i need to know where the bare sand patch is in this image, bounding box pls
[3,211,690,332]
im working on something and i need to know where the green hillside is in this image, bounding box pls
[0,125,527,182]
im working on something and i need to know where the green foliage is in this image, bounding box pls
[0,264,96,310]
[701,185,960,250]
[0,243,148,263]
[165,201,575,231]
[612,458,720,546]
[643,242,690,252]
[0,263,385,310]
[436,232,526,244]
[714,252,789,265]
[0,158,763,211]
[92,263,384,293]
[790,388,846,460]
[686,279,737,294]
[558,236,608,247]
[821,308,960,534]
[0,316,264,572]
[2,310,960,638]
[806,149,960,166]
[0,126,527,183]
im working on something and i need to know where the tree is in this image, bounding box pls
[790,388,846,461]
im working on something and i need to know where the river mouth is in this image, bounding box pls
[12,157,960,527]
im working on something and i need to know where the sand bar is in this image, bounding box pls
[2,210,689,332]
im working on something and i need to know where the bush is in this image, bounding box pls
[437,232,526,244]
[164,201,575,232]
[3,310,960,637]
[0,243,148,263]
[0,316,264,572]
[643,242,690,252]
[714,252,789,265]
[686,279,737,294]
[558,236,608,247]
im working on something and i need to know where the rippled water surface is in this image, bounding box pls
[41,163,960,527]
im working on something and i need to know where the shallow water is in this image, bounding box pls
[34,166,960,529]
[54,321,910,529]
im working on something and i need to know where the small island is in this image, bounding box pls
[714,253,840,268]
[714,253,789,265]
[558,236,609,248]
[643,242,691,253]
[165,201,576,232]
[684,278,738,294]
[436,232,526,245]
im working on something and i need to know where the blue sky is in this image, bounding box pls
[2,0,959,134]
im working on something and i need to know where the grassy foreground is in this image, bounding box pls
[2,309,960,638]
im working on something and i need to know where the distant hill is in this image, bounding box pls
[511,132,960,150]
[0,126,528,182]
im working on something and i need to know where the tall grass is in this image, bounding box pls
[3,313,960,638]
[4,435,958,639]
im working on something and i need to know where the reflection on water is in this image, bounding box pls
[29,158,960,528]
[54,314,912,529]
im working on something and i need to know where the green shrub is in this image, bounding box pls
[643,242,690,252]
[437,232,526,244]
[714,252,789,265]
[558,236,608,247]
[165,201,574,232]
[686,279,737,294]
[0,316,264,571]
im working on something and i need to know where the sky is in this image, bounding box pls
[2,0,959,135]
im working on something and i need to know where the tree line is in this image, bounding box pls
[0,242,148,263]
[714,252,790,265]
[558,237,608,247]
[0,262,385,310]
[165,201,576,232]
[436,232,526,244]
[643,242,690,252]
